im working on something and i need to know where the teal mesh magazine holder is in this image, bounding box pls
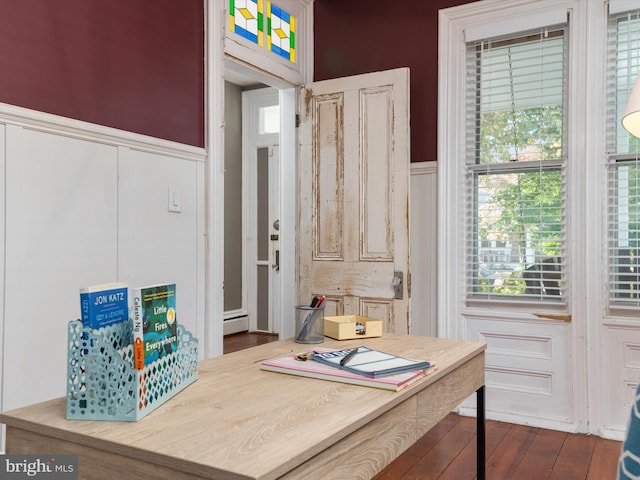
[66,319,198,421]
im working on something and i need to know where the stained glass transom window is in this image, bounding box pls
[268,3,295,63]
[228,0,296,64]
[230,0,264,46]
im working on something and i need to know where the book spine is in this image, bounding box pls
[79,292,91,327]
[131,287,145,371]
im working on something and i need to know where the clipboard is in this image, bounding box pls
[310,346,431,378]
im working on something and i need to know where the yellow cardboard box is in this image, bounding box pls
[324,315,382,340]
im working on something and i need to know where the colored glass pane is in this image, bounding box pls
[230,0,264,46]
[267,3,296,63]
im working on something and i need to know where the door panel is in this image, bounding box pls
[298,68,410,333]
[242,88,281,333]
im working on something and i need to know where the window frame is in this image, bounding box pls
[437,0,586,338]
[607,7,640,315]
[463,24,569,309]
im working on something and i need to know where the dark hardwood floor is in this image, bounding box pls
[224,332,622,480]
[223,330,280,354]
[372,413,621,480]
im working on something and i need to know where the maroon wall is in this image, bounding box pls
[0,0,204,147]
[0,1,475,153]
[314,0,477,163]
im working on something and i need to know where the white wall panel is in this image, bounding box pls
[409,162,437,337]
[465,316,574,429]
[603,324,640,438]
[0,123,5,452]
[3,126,119,411]
[117,148,200,340]
[195,160,206,346]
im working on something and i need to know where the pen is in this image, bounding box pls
[340,348,359,366]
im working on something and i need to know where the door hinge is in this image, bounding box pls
[295,114,300,128]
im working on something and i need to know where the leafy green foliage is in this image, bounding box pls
[471,105,564,297]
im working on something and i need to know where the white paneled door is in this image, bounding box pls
[297,68,411,333]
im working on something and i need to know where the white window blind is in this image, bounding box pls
[610,0,640,15]
[465,24,568,306]
[464,8,567,43]
[607,8,640,312]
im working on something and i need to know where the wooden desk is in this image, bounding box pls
[1,335,486,480]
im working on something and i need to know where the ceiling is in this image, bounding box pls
[224,68,262,87]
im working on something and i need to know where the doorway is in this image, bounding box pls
[206,0,311,356]
[222,65,296,339]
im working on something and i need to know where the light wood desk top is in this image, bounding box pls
[1,335,485,480]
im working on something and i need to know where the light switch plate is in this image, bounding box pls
[168,185,181,213]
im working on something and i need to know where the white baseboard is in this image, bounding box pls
[457,404,583,435]
[224,316,249,335]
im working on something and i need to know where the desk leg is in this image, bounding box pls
[477,385,486,480]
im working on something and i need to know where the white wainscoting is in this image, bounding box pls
[3,124,120,412]
[463,315,575,431]
[0,104,206,429]
[601,322,640,439]
[409,161,438,337]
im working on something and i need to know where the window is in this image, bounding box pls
[268,3,295,62]
[229,0,265,46]
[465,24,568,305]
[229,0,296,63]
[259,104,280,134]
[608,8,640,312]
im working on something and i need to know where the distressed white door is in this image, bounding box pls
[297,68,410,333]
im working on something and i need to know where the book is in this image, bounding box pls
[130,283,178,370]
[79,282,128,329]
[311,346,432,378]
[260,349,434,392]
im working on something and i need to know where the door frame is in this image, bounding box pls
[206,0,306,356]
